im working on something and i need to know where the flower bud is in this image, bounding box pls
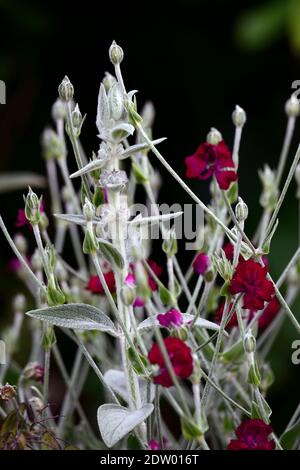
[125,97,143,128]
[42,325,57,350]
[285,94,300,118]
[24,187,41,225]
[206,127,222,145]
[46,278,65,306]
[31,249,43,271]
[13,233,27,253]
[83,229,99,255]
[162,229,178,257]
[235,197,248,222]
[243,331,256,354]
[44,244,57,273]
[83,198,95,222]
[109,40,124,65]
[72,103,83,128]
[58,76,74,102]
[232,105,246,127]
[51,98,65,121]
[120,283,136,305]
[13,294,26,313]
[212,251,233,281]
[102,72,117,92]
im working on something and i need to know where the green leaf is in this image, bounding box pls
[97,238,124,270]
[280,420,300,450]
[26,303,118,337]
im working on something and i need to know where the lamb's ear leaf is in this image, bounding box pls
[97,238,124,270]
[26,303,118,337]
[97,403,153,448]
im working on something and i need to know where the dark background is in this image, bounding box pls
[1,0,300,434]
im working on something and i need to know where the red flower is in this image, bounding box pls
[229,259,274,311]
[192,252,210,275]
[228,419,275,450]
[258,297,280,331]
[148,337,193,388]
[223,242,269,268]
[157,309,183,328]
[86,271,116,295]
[185,141,237,190]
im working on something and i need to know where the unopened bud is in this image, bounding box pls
[13,294,26,313]
[58,76,74,102]
[162,229,178,257]
[23,362,44,383]
[243,331,256,354]
[83,198,95,222]
[232,105,246,127]
[120,283,136,305]
[41,128,64,160]
[24,187,41,225]
[51,98,65,121]
[42,325,57,350]
[83,229,99,255]
[235,197,248,222]
[285,94,300,118]
[46,278,65,307]
[206,127,222,145]
[71,103,82,128]
[109,41,124,65]
[13,233,27,253]
[0,383,17,401]
[102,72,117,91]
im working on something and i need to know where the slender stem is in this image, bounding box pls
[276,116,296,187]
[0,216,45,292]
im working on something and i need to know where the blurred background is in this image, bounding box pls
[1,0,300,434]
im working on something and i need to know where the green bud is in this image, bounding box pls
[243,331,256,354]
[58,76,74,102]
[24,187,41,225]
[285,94,300,118]
[41,128,64,160]
[93,186,105,207]
[127,347,148,376]
[247,362,261,387]
[206,127,222,145]
[232,105,246,127]
[47,278,65,306]
[42,325,57,350]
[83,198,95,222]
[109,41,124,65]
[181,417,204,441]
[235,197,248,223]
[159,285,175,306]
[162,229,178,257]
[83,229,99,255]
[212,251,233,281]
[72,103,82,128]
[120,284,136,306]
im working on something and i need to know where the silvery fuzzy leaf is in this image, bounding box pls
[97,403,153,448]
[54,213,101,226]
[0,173,46,193]
[104,369,155,405]
[26,303,118,337]
[108,83,125,121]
[120,138,167,159]
[111,123,135,141]
[97,238,125,270]
[96,83,110,131]
[128,211,183,226]
[70,157,109,179]
[138,313,223,333]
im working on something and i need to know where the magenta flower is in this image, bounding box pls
[228,419,275,450]
[157,309,183,328]
[192,252,210,274]
[185,141,237,190]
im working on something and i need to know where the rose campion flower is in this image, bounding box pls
[227,419,275,450]
[148,438,168,450]
[223,242,269,267]
[229,259,274,310]
[148,337,193,387]
[86,271,116,295]
[157,309,183,328]
[185,141,237,190]
[192,252,210,275]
